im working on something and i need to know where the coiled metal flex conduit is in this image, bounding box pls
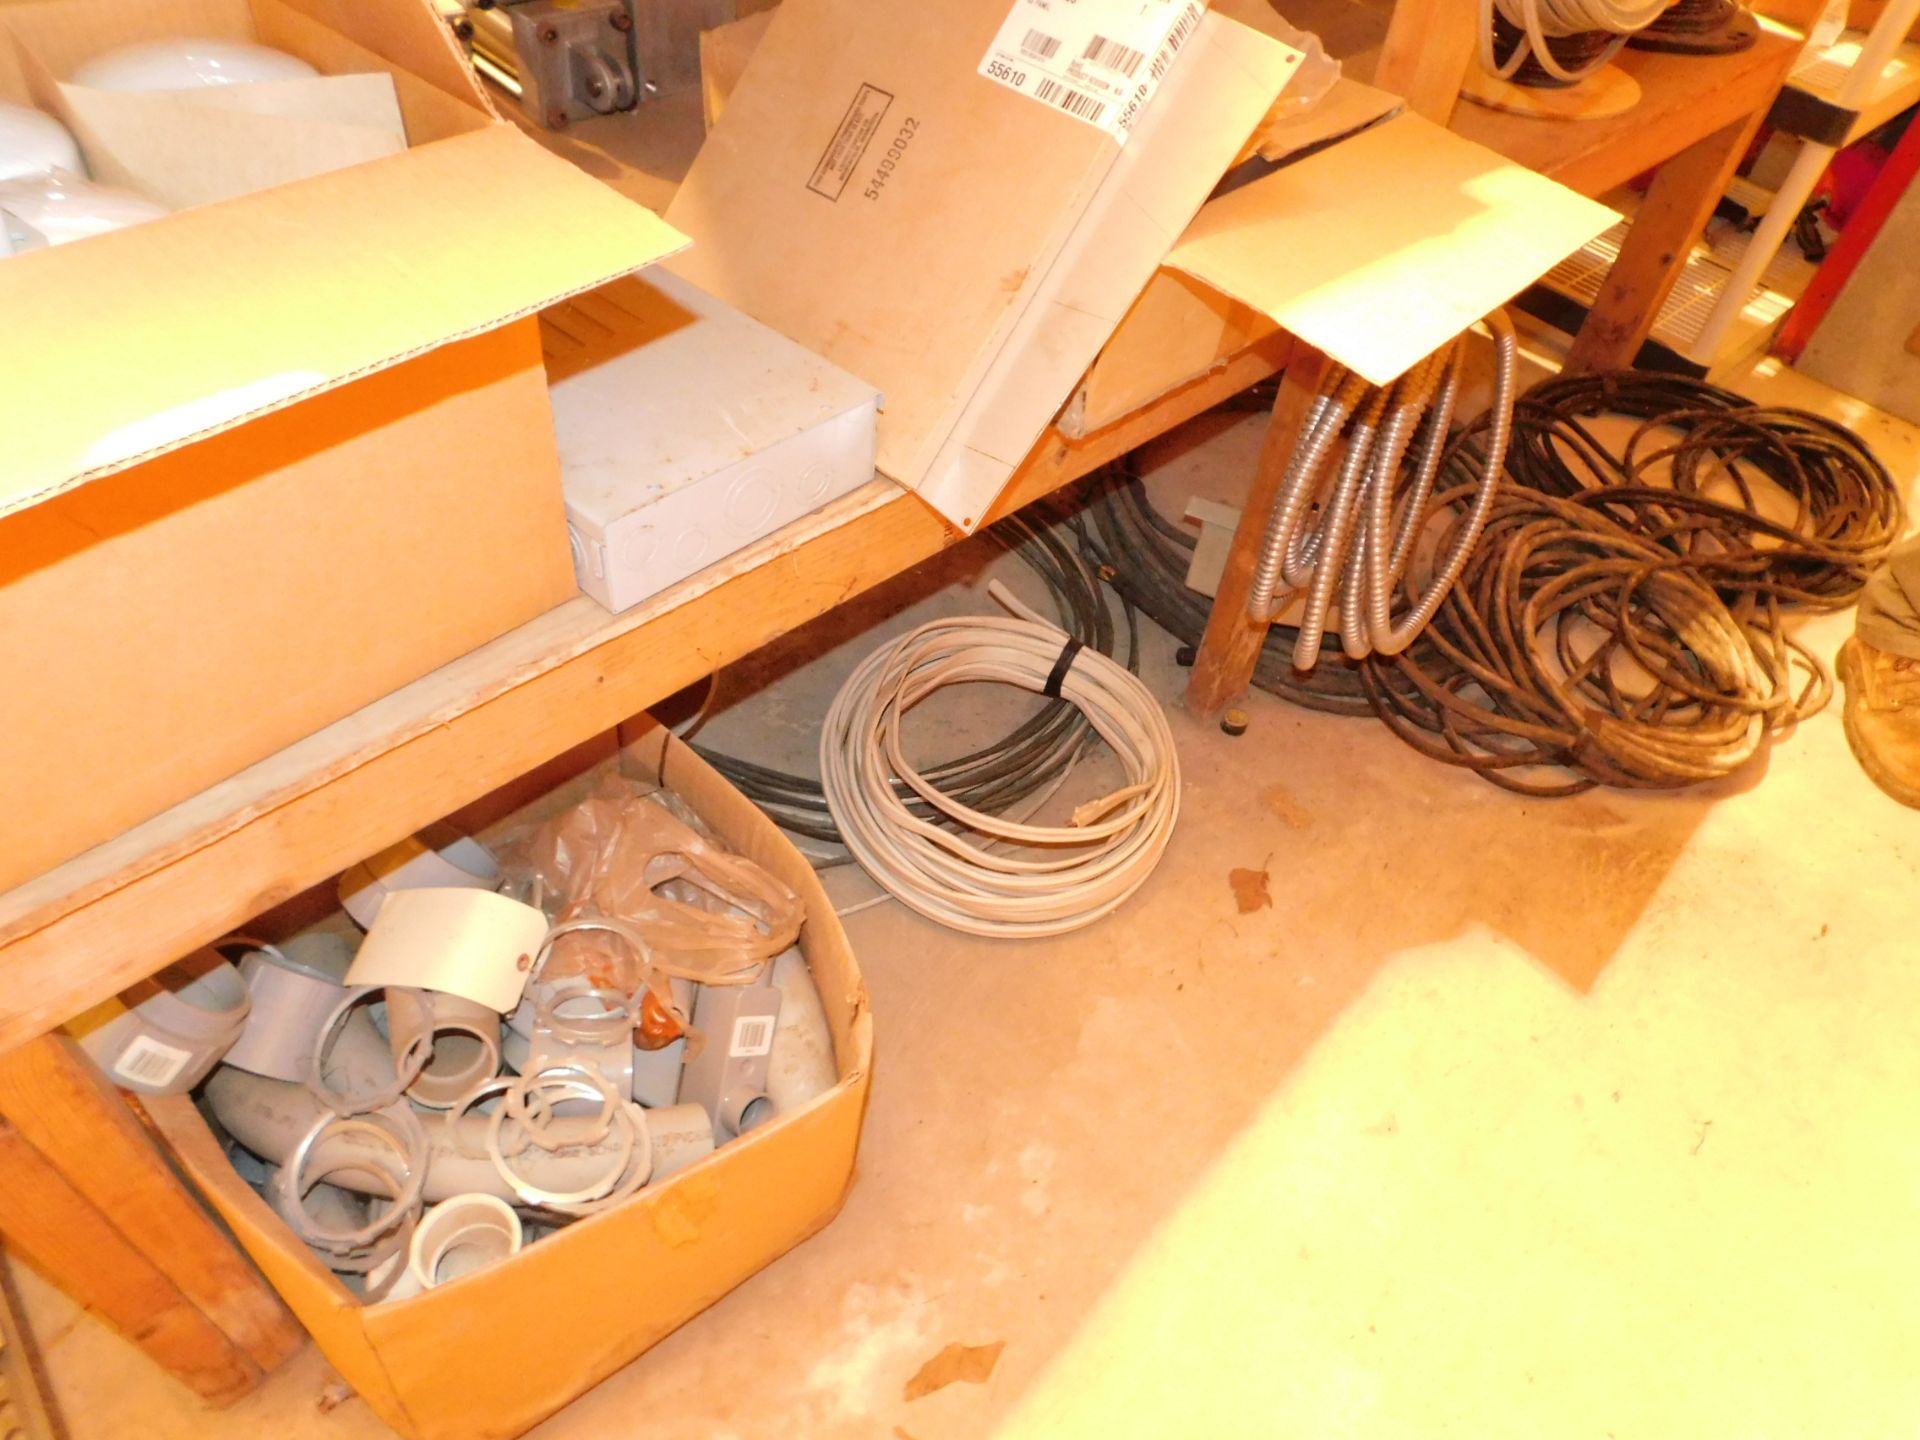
[1246,309,1519,670]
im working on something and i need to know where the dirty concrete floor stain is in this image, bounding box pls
[18,353,1920,1439]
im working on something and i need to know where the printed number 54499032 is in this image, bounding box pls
[864,116,920,201]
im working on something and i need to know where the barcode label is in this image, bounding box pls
[1082,35,1145,77]
[730,1014,776,1058]
[1150,2,1203,81]
[977,0,1211,139]
[1021,28,1061,60]
[115,1034,193,1089]
[1034,78,1107,122]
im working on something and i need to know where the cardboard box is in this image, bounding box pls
[1061,74,1403,438]
[665,0,1129,501]
[0,0,687,893]
[912,10,1300,529]
[697,7,770,130]
[148,720,874,1440]
[543,270,880,613]
[1162,112,1618,386]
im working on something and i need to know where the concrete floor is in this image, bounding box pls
[18,350,1920,1439]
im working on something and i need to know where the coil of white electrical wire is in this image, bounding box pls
[1481,0,1671,81]
[820,583,1180,939]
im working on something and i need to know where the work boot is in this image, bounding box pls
[1839,636,1920,808]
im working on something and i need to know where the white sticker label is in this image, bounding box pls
[115,1034,193,1090]
[730,1014,776,1059]
[978,0,1207,139]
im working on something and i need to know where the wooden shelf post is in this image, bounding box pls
[0,1035,302,1402]
[1185,347,1330,719]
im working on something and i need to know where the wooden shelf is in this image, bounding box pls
[1451,29,1804,196]
[0,337,1288,1055]
[1785,28,1920,143]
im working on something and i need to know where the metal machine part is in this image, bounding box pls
[460,0,640,130]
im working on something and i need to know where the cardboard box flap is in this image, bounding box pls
[0,125,687,518]
[1164,113,1618,385]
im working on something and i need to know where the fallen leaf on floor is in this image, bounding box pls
[1229,865,1272,914]
[1264,784,1315,830]
[904,1340,1006,1401]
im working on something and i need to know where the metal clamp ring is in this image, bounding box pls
[528,915,657,988]
[536,985,635,1047]
[485,1094,636,1208]
[506,1062,618,1151]
[277,1107,428,1256]
[306,985,431,1117]
[444,1075,532,1161]
[543,1101,655,1218]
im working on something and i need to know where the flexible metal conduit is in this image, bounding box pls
[1246,310,1518,670]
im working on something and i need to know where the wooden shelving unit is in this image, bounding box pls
[1451,30,1804,196]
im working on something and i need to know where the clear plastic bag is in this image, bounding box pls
[503,776,804,997]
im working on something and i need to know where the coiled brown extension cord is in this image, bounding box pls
[1357,372,1903,795]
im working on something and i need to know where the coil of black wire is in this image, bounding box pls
[1499,372,1902,606]
[1356,371,1902,795]
[692,508,1138,844]
[1075,468,1374,716]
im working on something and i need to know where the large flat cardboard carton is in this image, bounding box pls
[0,0,687,893]
[148,721,874,1440]
[1163,112,1618,385]
[664,0,1125,499]
[911,11,1301,530]
[1061,74,1404,437]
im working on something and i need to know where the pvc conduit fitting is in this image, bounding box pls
[766,949,836,1114]
[339,830,500,930]
[273,1106,428,1268]
[644,1102,716,1182]
[383,987,504,1110]
[75,951,250,1096]
[206,1065,704,1206]
[308,987,431,1116]
[407,1194,523,1290]
[526,987,635,1103]
[631,977,694,1109]
[679,983,782,1142]
[224,946,349,1081]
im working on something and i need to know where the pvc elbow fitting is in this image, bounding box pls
[408,1194,523,1290]
[766,949,836,1112]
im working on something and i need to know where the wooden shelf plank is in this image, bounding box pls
[1786,30,1920,143]
[0,338,1287,1055]
[1451,30,1804,196]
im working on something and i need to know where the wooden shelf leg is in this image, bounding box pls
[1185,347,1330,719]
[0,1035,304,1399]
[0,1117,261,1404]
[1372,0,1480,124]
[1563,112,1768,374]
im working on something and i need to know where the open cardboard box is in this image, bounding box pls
[0,0,686,894]
[146,718,874,1440]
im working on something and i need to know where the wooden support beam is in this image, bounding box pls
[0,1035,302,1375]
[1185,347,1329,718]
[1563,113,1766,373]
[1372,0,1479,124]
[0,1117,260,1405]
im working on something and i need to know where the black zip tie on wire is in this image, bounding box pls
[1043,638,1084,700]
